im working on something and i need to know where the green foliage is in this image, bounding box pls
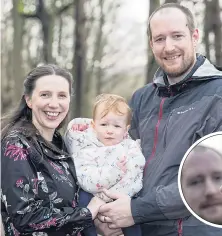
[17,0,36,15]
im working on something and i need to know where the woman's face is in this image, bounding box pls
[25,75,70,141]
[181,148,222,225]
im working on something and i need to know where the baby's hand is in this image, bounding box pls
[72,123,89,131]
[96,192,113,202]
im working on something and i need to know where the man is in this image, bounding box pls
[181,144,222,225]
[96,3,222,236]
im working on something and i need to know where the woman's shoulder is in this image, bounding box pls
[2,128,31,148]
[1,129,33,163]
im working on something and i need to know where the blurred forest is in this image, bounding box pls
[1,0,222,118]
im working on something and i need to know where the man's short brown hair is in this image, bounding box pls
[148,3,196,39]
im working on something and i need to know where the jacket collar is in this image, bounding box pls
[153,54,222,97]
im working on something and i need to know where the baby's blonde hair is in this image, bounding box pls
[93,94,132,125]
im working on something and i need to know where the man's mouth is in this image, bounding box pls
[200,201,222,209]
[164,55,181,60]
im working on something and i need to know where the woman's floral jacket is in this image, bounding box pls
[1,127,93,236]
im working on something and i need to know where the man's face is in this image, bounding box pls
[150,8,199,78]
[181,148,222,225]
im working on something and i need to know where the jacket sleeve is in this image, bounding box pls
[64,118,92,155]
[131,181,191,223]
[1,136,93,234]
[108,140,145,197]
[129,92,140,140]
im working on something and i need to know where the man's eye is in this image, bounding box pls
[189,179,203,186]
[155,38,164,42]
[214,175,222,181]
[173,35,183,39]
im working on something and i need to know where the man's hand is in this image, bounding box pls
[98,189,135,228]
[94,218,123,236]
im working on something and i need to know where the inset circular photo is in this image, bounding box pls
[178,132,222,228]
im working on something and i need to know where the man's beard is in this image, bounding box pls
[157,54,195,78]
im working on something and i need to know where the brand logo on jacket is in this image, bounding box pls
[177,107,195,114]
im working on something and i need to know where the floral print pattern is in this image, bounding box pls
[4,142,29,161]
[1,130,92,236]
[64,118,145,200]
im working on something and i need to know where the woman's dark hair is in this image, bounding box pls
[1,64,73,140]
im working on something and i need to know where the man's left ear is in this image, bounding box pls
[192,28,199,47]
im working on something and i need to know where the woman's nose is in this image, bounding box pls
[48,97,59,108]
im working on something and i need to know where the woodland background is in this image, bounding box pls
[1,0,222,118]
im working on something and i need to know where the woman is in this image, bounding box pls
[1,64,104,236]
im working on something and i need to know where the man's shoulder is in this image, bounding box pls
[130,83,155,105]
[208,77,222,89]
[133,83,154,96]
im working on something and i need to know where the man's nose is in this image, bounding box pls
[164,37,175,52]
[205,179,219,197]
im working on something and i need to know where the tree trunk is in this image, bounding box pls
[12,0,24,101]
[203,0,211,60]
[72,0,86,117]
[212,0,222,65]
[37,0,54,63]
[146,0,160,83]
[164,0,177,3]
[95,0,105,95]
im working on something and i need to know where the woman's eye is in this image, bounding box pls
[41,93,49,97]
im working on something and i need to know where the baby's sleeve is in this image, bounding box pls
[64,118,92,156]
[108,140,145,197]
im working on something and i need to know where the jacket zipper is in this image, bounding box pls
[142,96,183,235]
[143,97,166,176]
[178,218,183,236]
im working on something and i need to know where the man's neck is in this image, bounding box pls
[167,70,190,85]
[167,60,196,85]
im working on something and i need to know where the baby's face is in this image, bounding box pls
[93,108,128,146]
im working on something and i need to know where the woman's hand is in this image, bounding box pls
[87,196,105,220]
[94,218,123,236]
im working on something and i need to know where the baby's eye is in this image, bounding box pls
[114,125,121,128]
[101,124,107,126]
